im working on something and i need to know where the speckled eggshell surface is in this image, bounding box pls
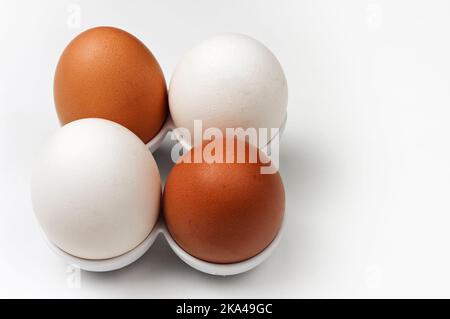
[31,119,161,260]
[54,27,168,144]
[169,33,288,135]
[163,139,285,264]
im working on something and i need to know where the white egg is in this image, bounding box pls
[31,118,161,260]
[169,33,288,135]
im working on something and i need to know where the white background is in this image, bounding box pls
[1,0,450,298]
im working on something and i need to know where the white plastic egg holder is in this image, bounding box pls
[42,114,287,276]
[45,216,285,275]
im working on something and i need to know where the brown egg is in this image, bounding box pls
[54,26,168,143]
[163,138,285,264]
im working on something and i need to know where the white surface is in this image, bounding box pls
[169,33,288,135]
[31,119,161,260]
[1,0,450,298]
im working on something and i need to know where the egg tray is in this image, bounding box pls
[41,114,287,276]
[44,216,285,276]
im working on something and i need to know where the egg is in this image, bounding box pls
[169,33,288,137]
[54,26,168,144]
[163,138,285,264]
[31,119,161,260]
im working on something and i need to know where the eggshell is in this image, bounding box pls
[163,138,285,264]
[31,119,161,260]
[54,26,168,144]
[169,33,288,136]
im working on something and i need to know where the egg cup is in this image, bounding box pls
[42,215,285,275]
[42,222,160,272]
